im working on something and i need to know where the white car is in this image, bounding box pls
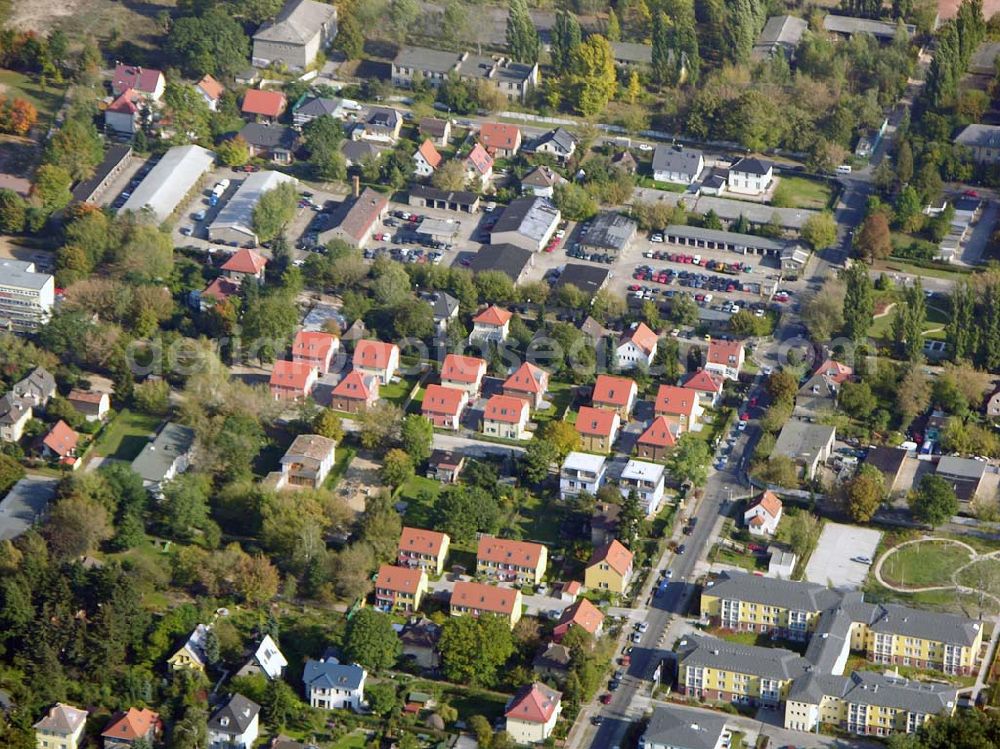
[737,420,747,431]
[193,210,206,221]
[762,366,773,376]
[650,233,664,243]
[637,143,653,152]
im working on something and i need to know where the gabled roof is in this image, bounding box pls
[575,406,619,437]
[592,374,636,408]
[677,634,809,681]
[270,360,316,391]
[327,187,389,243]
[707,338,743,366]
[747,490,782,519]
[477,536,545,567]
[465,143,494,175]
[479,122,521,152]
[42,420,79,458]
[208,694,261,736]
[353,338,398,370]
[132,423,195,484]
[399,526,449,557]
[196,74,224,101]
[238,123,298,150]
[293,330,338,361]
[504,362,548,394]
[683,369,724,394]
[242,89,287,118]
[505,682,561,724]
[422,384,467,417]
[536,127,575,153]
[441,354,486,384]
[303,658,366,691]
[812,358,853,384]
[556,598,604,635]
[377,563,425,594]
[588,539,633,576]
[101,707,161,741]
[473,305,512,326]
[731,156,772,176]
[484,394,528,424]
[107,89,140,115]
[222,248,268,274]
[13,366,55,400]
[451,580,519,615]
[283,433,336,463]
[619,322,658,355]
[249,634,287,680]
[415,139,442,169]
[419,117,449,138]
[202,277,241,304]
[521,165,565,188]
[331,370,376,400]
[254,0,337,44]
[654,385,699,417]
[112,64,163,94]
[702,570,842,613]
[643,705,729,749]
[652,144,703,176]
[34,703,88,734]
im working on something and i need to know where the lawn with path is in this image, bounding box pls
[880,540,973,589]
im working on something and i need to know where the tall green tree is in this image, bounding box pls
[343,608,400,670]
[947,281,976,362]
[842,263,874,340]
[550,10,582,74]
[506,0,540,64]
[439,614,515,687]
[651,12,672,85]
[910,474,958,526]
[570,35,616,116]
[892,278,926,362]
[252,181,298,243]
[166,8,250,77]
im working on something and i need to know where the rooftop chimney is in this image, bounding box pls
[352,175,360,198]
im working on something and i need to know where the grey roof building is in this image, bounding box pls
[864,445,908,493]
[391,46,539,103]
[753,15,808,59]
[955,124,1000,163]
[468,243,534,283]
[252,0,338,70]
[12,366,56,408]
[531,127,576,161]
[554,264,610,295]
[207,693,260,744]
[936,455,987,502]
[208,170,298,247]
[119,145,216,223]
[772,421,835,479]
[642,704,729,749]
[341,139,380,167]
[662,224,787,256]
[611,41,653,67]
[822,13,914,40]
[408,184,480,214]
[704,570,842,614]
[678,634,810,683]
[652,145,704,184]
[580,212,637,253]
[72,144,133,204]
[131,422,196,493]
[490,196,561,251]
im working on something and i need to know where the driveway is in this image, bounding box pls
[428,575,571,617]
[804,522,882,591]
[0,475,58,540]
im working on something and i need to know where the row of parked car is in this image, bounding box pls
[633,265,748,294]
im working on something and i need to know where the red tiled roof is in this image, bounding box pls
[479,122,521,152]
[683,369,724,394]
[473,305,512,326]
[353,339,398,370]
[331,370,376,400]
[620,322,658,355]
[588,539,633,576]
[112,63,163,95]
[222,248,267,274]
[101,708,162,741]
[477,536,545,567]
[42,420,79,458]
[377,564,424,594]
[270,360,316,392]
[592,375,636,408]
[484,394,528,424]
[202,277,241,303]
[503,362,548,394]
[67,389,106,405]
[465,143,494,175]
[505,683,561,724]
[422,384,466,417]
[107,89,140,114]
[416,139,442,169]
[654,385,698,417]
[575,406,618,437]
[293,331,337,361]
[749,515,765,526]
[441,354,486,384]
[556,598,604,635]
[196,74,224,101]
[748,490,782,518]
[399,526,449,557]
[812,359,853,385]
[707,339,743,366]
[451,580,518,615]
[242,88,287,117]
[638,416,677,448]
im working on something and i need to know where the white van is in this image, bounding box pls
[836,164,852,175]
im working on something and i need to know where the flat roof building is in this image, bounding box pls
[119,145,216,223]
[71,144,133,204]
[490,197,561,252]
[468,243,534,283]
[554,264,610,295]
[208,170,298,247]
[0,259,54,333]
[662,224,787,256]
[580,212,637,253]
[772,421,835,479]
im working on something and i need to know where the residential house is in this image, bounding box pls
[560,451,607,500]
[112,63,165,100]
[375,564,428,612]
[956,124,1000,164]
[426,449,465,483]
[303,657,367,710]
[652,145,704,184]
[503,362,549,410]
[235,634,287,681]
[520,165,566,198]
[611,149,638,174]
[591,374,638,420]
[479,123,522,157]
[440,354,487,396]
[276,433,337,489]
[195,75,223,111]
[532,127,576,162]
[238,123,298,164]
[340,139,380,168]
[413,139,442,177]
[104,89,142,135]
[398,526,450,575]
[654,385,704,434]
[391,46,539,103]
[641,705,729,749]
[292,330,339,374]
[419,117,451,146]
[207,694,260,749]
[813,358,854,385]
[483,394,530,440]
[619,459,667,516]
[399,617,441,669]
[450,581,523,627]
[41,420,79,465]
[131,422,196,495]
[616,322,658,369]
[636,416,678,462]
[469,305,512,344]
[252,0,338,69]
[464,143,494,189]
[610,41,654,68]
[269,360,318,401]
[167,623,210,672]
[101,708,163,749]
[68,389,111,422]
[795,360,851,420]
[222,248,268,284]
[477,536,547,585]
[705,339,745,381]
[504,683,562,745]
[34,704,88,749]
[585,539,634,594]
[744,490,783,536]
[683,369,725,407]
[772,421,835,479]
[781,245,810,278]
[319,187,389,248]
[575,406,620,453]
[0,393,31,442]
[360,107,403,143]
[533,643,572,681]
[936,455,988,503]
[590,502,621,546]
[12,367,55,409]
[422,384,468,430]
[727,157,773,196]
[553,598,604,640]
[241,89,287,123]
[864,446,908,496]
[329,371,379,413]
[200,277,241,310]
[352,339,399,384]
[292,96,356,126]
[423,291,459,334]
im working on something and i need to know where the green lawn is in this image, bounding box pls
[514,491,563,546]
[955,558,1000,600]
[331,732,369,749]
[875,258,973,282]
[870,302,950,342]
[713,545,767,573]
[533,380,575,424]
[90,409,162,461]
[397,474,441,528]
[0,69,67,125]
[381,377,417,407]
[881,541,972,589]
[325,446,357,491]
[637,175,687,192]
[774,176,833,210]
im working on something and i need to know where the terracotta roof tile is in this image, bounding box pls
[477,536,545,567]
[620,322,658,355]
[505,683,561,724]
[422,384,467,416]
[575,406,619,437]
[241,88,287,117]
[556,598,604,635]
[42,420,79,458]
[441,354,486,384]
[377,564,424,594]
[222,248,267,274]
[503,362,548,394]
[353,339,398,370]
[451,580,518,616]
[331,371,376,400]
[592,375,636,408]
[399,527,449,557]
[654,385,698,417]
[473,305,512,326]
[270,360,316,392]
[416,139,442,169]
[484,394,528,423]
[638,416,677,448]
[588,539,633,577]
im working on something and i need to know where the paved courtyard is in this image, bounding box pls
[805,522,882,591]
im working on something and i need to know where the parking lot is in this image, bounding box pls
[804,522,882,591]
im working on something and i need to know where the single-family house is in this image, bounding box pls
[705,339,745,381]
[252,0,338,70]
[479,123,522,157]
[419,117,451,146]
[560,451,607,500]
[399,617,441,669]
[168,624,210,672]
[532,127,576,162]
[450,581,523,627]
[440,354,487,396]
[132,422,196,495]
[413,139,442,177]
[422,384,468,430]
[554,598,604,640]
[505,683,562,745]
[636,416,678,462]
[477,536,547,585]
[503,361,549,410]
[864,445,908,495]
[772,421,836,480]
[955,124,1000,164]
[753,15,808,60]
[575,406,620,453]
[41,420,79,464]
[12,367,55,408]
[483,394,530,440]
[352,339,399,384]
[426,449,465,483]
[936,455,988,503]
[269,360,318,401]
[292,330,339,374]
[319,187,389,248]
[200,276,244,309]
[35,704,88,749]
[619,459,667,516]
[398,526,450,575]
[207,694,260,749]
[375,564,428,612]
[0,393,30,442]
[683,369,725,407]
[238,123,299,164]
[241,89,287,123]
[744,490,783,536]
[585,539,634,594]
[464,143,494,189]
[469,305,512,344]
[616,322,658,370]
[423,291,460,334]
[102,708,163,749]
[533,643,572,681]
[654,385,704,434]
[360,107,403,143]
[195,75,224,111]
[235,634,287,681]
[727,157,773,196]
[276,433,337,489]
[329,371,379,413]
[112,63,165,100]
[591,374,638,420]
[292,95,356,126]
[303,657,367,711]
[520,165,567,198]
[341,139,381,168]
[222,248,268,284]
[652,145,704,184]
[104,89,142,135]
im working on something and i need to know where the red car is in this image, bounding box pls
[740,412,750,421]
[600,693,613,705]
[628,284,641,291]
[749,397,758,407]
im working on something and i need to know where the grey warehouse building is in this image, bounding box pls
[580,211,637,254]
[489,196,560,252]
[119,144,216,223]
[208,170,298,247]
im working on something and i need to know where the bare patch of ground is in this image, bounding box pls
[336,449,382,515]
[11,0,175,52]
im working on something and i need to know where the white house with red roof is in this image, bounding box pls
[413,139,442,177]
[553,597,604,640]
[616,322,658,370]
[440,354,487,396]
[241,88,288,122]
[112,63,165,100]
[743,490,783,536]
[503,362,549,410]
[812,358,854,384]
[104,89,142,134]
[422,384,468,430]
[352,339,400,384]
[292,330,339,374]
[483,394,530,440]
[102,707,163,749]
[469,305,512,344]
[505,683,562,744]
[329,371,379,413]
[195,74,224,111]
[464,142,494,189]
[591,374,638,419]
[479,122,522,158]
[636,416,677,462]
[683,369,725,407]
[269,360,318,401]
[222,248,268,284]
[41,420,80,466]
[654,385,704,434]
[200,277,241,311]
[398,526,451,575]
[705,339,745,381]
